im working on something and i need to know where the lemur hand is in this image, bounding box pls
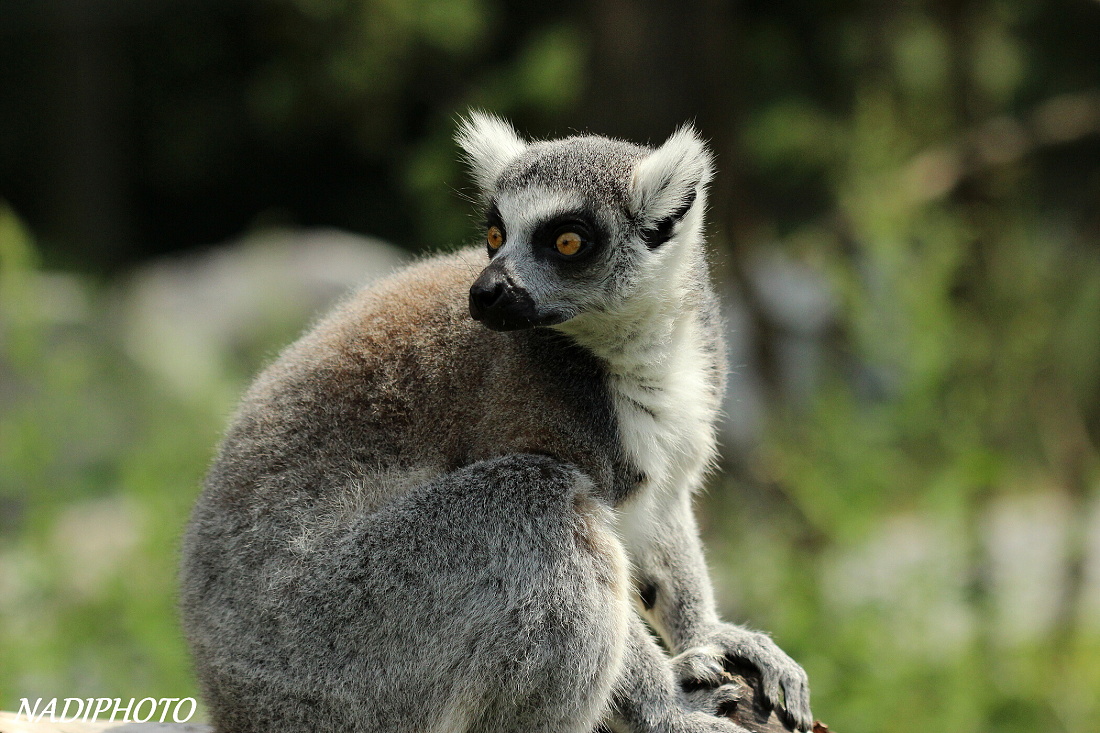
[671,623,812,732]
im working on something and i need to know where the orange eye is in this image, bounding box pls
[487,226,504,250]
[555,232,583,256]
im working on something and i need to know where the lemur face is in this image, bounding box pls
[458,114,712,332]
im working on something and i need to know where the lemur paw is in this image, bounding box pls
[672,626,813,732]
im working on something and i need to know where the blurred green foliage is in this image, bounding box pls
[3,0,1100,731]
[1,204,219,704]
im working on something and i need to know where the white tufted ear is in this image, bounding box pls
[455,111,528,195]
[630,125,713,230]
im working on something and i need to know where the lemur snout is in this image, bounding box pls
[470,266,542,331]
[469,268,509,313]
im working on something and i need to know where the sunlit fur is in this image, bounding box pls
[180,116,813,733]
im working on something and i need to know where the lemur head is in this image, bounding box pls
[457,112,713,339]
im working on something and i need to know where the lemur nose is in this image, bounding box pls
[469,270,510,318]
[469,264,546,331]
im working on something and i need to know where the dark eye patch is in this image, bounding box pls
[483,202,505,256]
[483,202,504,231]
[532,210,603,261]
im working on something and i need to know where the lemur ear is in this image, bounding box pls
[456,111,528,195]
[631,125,713,248]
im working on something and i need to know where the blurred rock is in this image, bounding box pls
[121,228,408,397]
[822,513,975,657]
[719,293,768,454]
[720,249,839,453]
[749,249,838,408]
[823,487,1100,650]
[984,490,1073,641]
[51,495,146,602]
[1081,495,1100,632]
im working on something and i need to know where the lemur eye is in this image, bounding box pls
[555,232,583,256]
[487,226,504,250]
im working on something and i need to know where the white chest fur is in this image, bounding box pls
[552,235,724,546]
[603,312,720,539]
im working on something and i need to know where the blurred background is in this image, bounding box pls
[2,0,1100,730]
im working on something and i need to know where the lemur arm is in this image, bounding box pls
[628,491,814,732]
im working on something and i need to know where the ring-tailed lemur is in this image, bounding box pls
[180,113,813,733]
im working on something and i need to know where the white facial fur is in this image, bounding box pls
[488,185,588,320]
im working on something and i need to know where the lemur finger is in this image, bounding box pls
[780,676,813,731]
[711,683,747,718]
[674,648,730,689]
[682,680,747,718]
[711,683,746,705]
[759,668,784,712]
